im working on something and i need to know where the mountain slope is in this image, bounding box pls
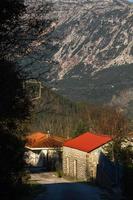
[49,0,133,79]
[22,0,133,118]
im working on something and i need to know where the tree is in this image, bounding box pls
[89,105,128,136]
[102,115,133,200]
[104,137,133,199]
[72,119,89,137]
[0,0,54,60]
[0,1,54,198]
[0,128,26,199]
[0,60,31,199]
[0,60,31,129]
[0,0,25,58]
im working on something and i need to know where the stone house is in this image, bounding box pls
[63,132,112,181]
[25,132,66,170]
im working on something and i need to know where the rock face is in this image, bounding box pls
[23,0,133,116]
[50,0,132,79]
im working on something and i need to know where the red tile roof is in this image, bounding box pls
[26,132,66,148]
[64,132,112,152]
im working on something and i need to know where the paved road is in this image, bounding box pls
[31,172,102,200]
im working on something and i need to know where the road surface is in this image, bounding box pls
[31,172,102,200]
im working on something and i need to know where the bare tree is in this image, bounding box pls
[0,0,55,60]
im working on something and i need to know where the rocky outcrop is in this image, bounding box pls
[49,0,133,79]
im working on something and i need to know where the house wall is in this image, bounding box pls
[25,148,62,170]
[25,150,44,167]
[63,143,111,181]
[63,146,87,180]
[86,148,102,180]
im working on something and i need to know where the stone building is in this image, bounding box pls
[63,132,112,181]
[25,132,66,170]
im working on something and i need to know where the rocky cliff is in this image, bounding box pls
[48,0,132,78]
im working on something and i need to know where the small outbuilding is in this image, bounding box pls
[25,132,66,170]
[63,132,112,181]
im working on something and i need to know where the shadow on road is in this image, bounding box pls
[33,181,101,200]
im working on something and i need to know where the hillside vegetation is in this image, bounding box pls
[28,83,130,138]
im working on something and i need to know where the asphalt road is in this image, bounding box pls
[31,172,102,200]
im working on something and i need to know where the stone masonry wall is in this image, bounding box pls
[63,143,111,180]
[86,143,112,180]
[86,148,101,180]
[63,146,87,180]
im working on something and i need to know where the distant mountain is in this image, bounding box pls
[22,0,133,118]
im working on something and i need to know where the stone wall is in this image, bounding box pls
[63,146,87,180]
[63,143,111,180]
[86,143,112,180]
[86,148,102,180]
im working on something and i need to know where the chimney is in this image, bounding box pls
[47,130,50,138]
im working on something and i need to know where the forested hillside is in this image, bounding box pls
[28,83,130,138]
